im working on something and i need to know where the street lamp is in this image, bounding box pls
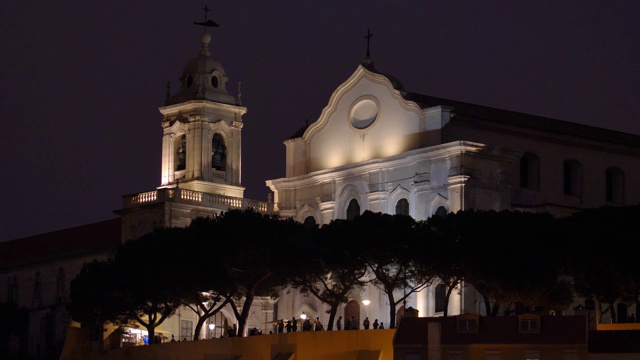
[300,312,307,320]
[208,323,215,339]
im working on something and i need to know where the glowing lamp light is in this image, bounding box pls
[300,312,307,320]
[208,323,215,330]
[362,299,371,306]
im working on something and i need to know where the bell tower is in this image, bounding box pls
[117,21,272,242]
[159,31,246,198]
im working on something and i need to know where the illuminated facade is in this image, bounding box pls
[267,61,640,325]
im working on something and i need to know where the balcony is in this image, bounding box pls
[122,188,273,213]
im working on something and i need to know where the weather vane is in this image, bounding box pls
[193,4,219,31]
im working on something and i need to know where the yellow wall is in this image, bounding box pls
[596,323,640,331]
[61,328,395,360]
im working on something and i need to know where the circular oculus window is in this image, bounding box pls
[350,99,378,129]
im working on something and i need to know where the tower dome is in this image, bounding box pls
[165,32,236,106]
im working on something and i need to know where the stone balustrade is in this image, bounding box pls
[122,188,272,213]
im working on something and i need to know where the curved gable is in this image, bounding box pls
[285,66,424,177]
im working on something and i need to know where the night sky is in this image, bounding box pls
[1,1,639,241]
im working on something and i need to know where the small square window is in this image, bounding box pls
[518,314,541,333]
[457,314,480,334]
[521,319,538,331]
[459,319,477,332]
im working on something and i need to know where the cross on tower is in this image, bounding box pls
[193,4,220,30]
[202,4,209,21]
[365,28,374,61]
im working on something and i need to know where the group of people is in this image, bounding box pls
[166,315,386,342]
[277,316,325,333]
[274,315,387,334]
[337,316,384,330]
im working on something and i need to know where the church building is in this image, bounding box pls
[2,21,640,359]
[266,53,640,324]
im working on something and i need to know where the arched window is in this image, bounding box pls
[346,199,360,220]
[434,206,448,218]
[344,300,360,330]
[32,272,42,308]
[212,134,227,171]
[606,167,624,204]
[520,153,540,190]
[395,198,409,216]
[303,216,317,229]
[175,135,187,171]
[8,276,18,304]
[563,160,583,197]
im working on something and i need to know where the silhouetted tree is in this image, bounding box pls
[354,211,434,328]
[192,209,303,336]
[562,205,640,323]
[430,210,571,316]
[110,228,186,342]
[70,259,122,346]
[417,217,462,317]
[169,222,236,339]
[290,219,367,330]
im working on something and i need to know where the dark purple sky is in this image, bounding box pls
[1,1,639,241]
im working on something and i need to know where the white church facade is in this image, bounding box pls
[266,59,640,325]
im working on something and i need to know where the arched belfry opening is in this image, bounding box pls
[212,133,227,171]
[175,134,187,171]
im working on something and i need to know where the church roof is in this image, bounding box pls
[0,218,121,270]
[288,124,309,140]
[165,32,237,106]
[362,63,406,93]
[403,91,640,148]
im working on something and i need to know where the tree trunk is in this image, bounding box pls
[145,310,157,344]
[387,291,397,329]
[326,303,339,330]
[609,302,617,323]
[237,293,254,337]
[490,302,500,316]
[194,315,206,341]
[443,284,456,317]
[596,300,604,323]
[481,293,491,316]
